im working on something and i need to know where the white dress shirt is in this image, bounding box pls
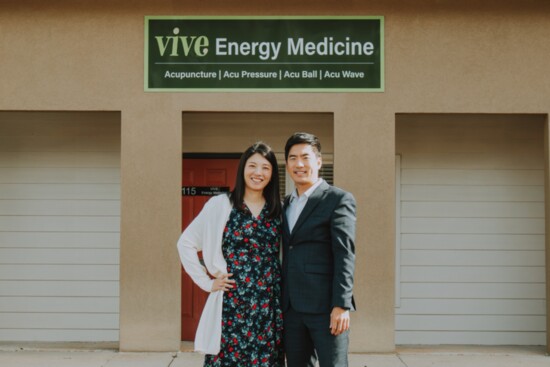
[286,178,324,232]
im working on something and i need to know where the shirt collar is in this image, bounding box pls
[290,178,324,202]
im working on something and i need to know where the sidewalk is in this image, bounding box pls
[0,344,547,367]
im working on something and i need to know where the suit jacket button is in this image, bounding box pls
[289,246,293,250]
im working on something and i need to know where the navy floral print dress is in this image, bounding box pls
[204,204,284,367]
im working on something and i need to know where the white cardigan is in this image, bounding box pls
[176,194,233,355]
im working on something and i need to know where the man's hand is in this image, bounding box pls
[330,306,350,335]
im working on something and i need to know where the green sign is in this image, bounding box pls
[145,16,384,92]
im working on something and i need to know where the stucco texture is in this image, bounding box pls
[1,0,549,353]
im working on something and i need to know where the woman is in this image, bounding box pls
[177,142,284,367]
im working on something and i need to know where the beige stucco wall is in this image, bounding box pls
[545,119,550,355]
[1,0,549,352]
[182,112,334,158]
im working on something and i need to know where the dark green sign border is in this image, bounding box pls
[144,16,385,93]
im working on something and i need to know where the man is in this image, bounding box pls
[282,132,356,367]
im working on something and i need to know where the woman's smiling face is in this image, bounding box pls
[243,153,273,193]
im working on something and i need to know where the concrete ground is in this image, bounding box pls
[0,343,547,367]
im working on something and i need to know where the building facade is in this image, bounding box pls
[0,0,548,353]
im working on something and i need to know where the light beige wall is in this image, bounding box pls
[1,0,549,352]
[545,119,550,355]
[182,112,334,158]
[396,114,546,345]
[0,112,121,342]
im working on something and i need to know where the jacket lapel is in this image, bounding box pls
[290,180,329,238]
[282,195,291,239]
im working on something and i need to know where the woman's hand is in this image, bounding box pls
[211,273,236,292]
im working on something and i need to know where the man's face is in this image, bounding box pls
[286,143,322,191]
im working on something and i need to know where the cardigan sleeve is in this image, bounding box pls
[177,199,216,293]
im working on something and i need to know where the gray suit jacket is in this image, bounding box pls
[282,180,356,314]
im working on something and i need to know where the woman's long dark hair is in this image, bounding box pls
[229,142,282,219]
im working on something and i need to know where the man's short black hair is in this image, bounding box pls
[284,132,322,161]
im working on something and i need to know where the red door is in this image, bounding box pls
[181,157,240,341]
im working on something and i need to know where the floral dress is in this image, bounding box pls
[204,204,284,367]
